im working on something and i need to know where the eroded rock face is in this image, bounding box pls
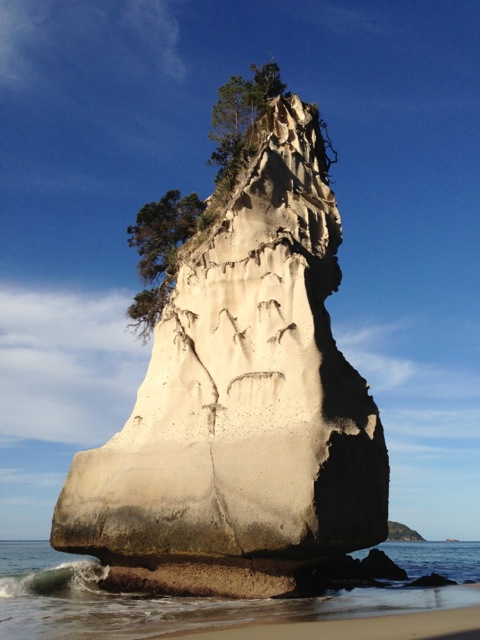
[51,95,389,597]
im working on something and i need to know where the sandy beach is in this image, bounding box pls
[159,585,480,640]
[166,604,480,640]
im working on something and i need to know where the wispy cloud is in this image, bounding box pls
[0,436,20,448]
[334,320,480,400]
[387,408,480,442]
[0,0,186,89]
[334,318,480,538]
[0,495,39,506]
[387,437,480,462]
[335,319,411,349]
[122,0,186,81]
[0,0,47,86]
[334,320,419,392]
[293,0,391,37]
[0,467,64,488]
[0,282,149,446]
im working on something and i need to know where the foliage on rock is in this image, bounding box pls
[126,190,206,339]
[126,60,338,339]
[208,61,287,198]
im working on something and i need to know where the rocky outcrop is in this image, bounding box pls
[358,549,408,581]
[407,573,457,587]
[51,95,389,597]
[387,521,425,541]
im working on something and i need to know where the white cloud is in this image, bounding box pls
[387,437,480,462]
[353,351,417,391]
[387,408,480,442]
[0,282,150,446]
[0,495,38,506]
[0,0,47,86]
[0,0,186,88]
[334,322,419,391]
[335,319,410,349]
[335,320,480,539]
[122,0,186,81]
[0,436,20,448]
[334,320,480,400]
[1,285,139,352]
[0,467,64,488]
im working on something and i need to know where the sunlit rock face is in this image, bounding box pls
[51,95,389,598]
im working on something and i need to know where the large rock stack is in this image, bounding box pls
[51,95,389,598]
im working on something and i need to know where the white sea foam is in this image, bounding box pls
[0,559,109,598]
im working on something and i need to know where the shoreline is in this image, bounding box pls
[162,607,480,640]
[158,585,480,640]
[161,606,480,640]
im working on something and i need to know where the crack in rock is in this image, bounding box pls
[174,313,244,555]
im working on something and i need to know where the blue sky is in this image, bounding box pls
[1,0,479,542]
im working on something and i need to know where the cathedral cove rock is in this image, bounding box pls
[51,89,390,598]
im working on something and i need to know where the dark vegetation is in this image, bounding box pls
[126,191,207,340]
[126,61,337,339]
[387,521,425,541]
[208,62,287,199]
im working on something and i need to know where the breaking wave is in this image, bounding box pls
[0,559,109,598]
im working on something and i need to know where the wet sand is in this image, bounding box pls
[164,605,480,640]
[163,586,480,640]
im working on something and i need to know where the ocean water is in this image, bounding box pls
[1,540,479,639]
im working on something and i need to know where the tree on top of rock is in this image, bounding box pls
[210,62,286,144]
[209,76,255,143]
[126,62,287,340]
[126,190,206,340]
[209,61,287,195]
[126,61,341,340]
[249,62,287,104]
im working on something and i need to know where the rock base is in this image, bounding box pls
[98,558,313,599]
[97,550,409,599]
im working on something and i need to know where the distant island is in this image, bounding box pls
[387,521,426,541]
